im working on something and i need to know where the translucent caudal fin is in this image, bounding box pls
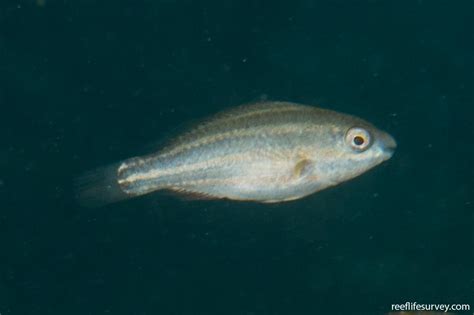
[74,163,133,208]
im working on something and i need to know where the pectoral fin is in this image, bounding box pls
[293,159,314,179]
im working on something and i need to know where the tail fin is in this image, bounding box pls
[74,163,132,208]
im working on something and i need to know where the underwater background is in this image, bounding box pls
[0,0,472,314]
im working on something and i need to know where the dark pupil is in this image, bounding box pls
[353,136,365,146]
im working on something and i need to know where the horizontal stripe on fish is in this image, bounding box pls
[122,171,296,196]
[159,122,327,159]
[118,146,311,187]
[162,105,320,151]
[189,102,310,132]
[119,153,260,183]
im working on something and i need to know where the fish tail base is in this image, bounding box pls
[74,163,133,208]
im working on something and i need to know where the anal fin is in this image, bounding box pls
[165,187,223,201]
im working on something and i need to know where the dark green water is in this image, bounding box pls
[0,1,472,314]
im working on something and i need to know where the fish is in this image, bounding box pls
[75,101,396,207]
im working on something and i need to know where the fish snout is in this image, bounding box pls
[378,131,397,158]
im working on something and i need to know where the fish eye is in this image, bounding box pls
[345,127,371,151]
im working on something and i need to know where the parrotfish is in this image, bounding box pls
[76,101,396,207]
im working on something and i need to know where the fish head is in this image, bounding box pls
[309,114,397,188]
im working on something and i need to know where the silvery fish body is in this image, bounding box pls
[76,101,396,206]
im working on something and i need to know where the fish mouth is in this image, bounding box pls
[379,132,397,158]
